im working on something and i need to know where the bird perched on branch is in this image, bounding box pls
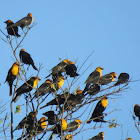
[85,84,100,96]
[13,112,36,131]
[99,72,117,85]
[4,20,20,37]
[83,67,103,93]
[63,89,84,111]
[114,73,129,86]
[12,76,40,102]
[33,79,52,98]
[88,132,104,140]
[19,49,38,71]
[48,119,67,140]
[46,59,79,79]
[87,97,108,123]
[37,117,47,131]
[51,75,64,92]
[42,111,59,125]
[5,62,20,96]
[17,116,47,140]
[40,89,84,111]
[66,119,82,132]
[64,60,79,77]
[40,92,69,109]
[8,13,33,30]
[134,104,140,121]
[46,59,70,79]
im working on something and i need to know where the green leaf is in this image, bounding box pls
[0,120,2,124]
[112,118,116,122]
[15,105,21,114]
[108,123,118,128]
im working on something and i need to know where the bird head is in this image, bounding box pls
[39,117,47,130]
[99,132,104,138]
[29,112,36,118]
[68,60,74,65]
[101,97,108,108]
[27,13,33,18]
[76,89,83,94]
[62,59,70,64]
[4,20,13,24]
[13,62,20,67]
[20,49,25,52]
[110,72,117,78]
[45,79,52,83]
[96,67,104,77]
[59,119,67,130]
[96,66,104,71]
[126,138,133,140]
[135,104,140,107]
[75,119,82,124]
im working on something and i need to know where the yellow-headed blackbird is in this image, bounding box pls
[99,72,117,85]
[5,62,20,96]
[65,60,79,77]
[40,92,69,109]
[20,117,47,140]
[34,79,52,98]
[49,119,67,140]
[40,90,84,110]
[19,49,38,71]
[134,104,140,121]
[85,84,100,96]
[87,97,108,123]
[13,112,36,131]
[114,73,129,86]
[88,132,104,140]
[4,20,20,37]
[66,119,81,132]
[126,138,133,140]
[52,75,64,91]
[37,117,47,131]
[52,59,69,74]
[63,90,84,111]
[46,59,70,79]
[65,134,73,140]
[11,13,33,30]
[83,67,103,93]
[12,77,40,102]
[43,111,59,125]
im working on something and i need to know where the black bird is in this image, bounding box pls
[4,20,20,37]
[114,73,129,86]
[19,49,38,71]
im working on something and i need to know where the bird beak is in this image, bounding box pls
[4,21,7,23]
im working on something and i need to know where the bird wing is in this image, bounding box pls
[85,70,100,84]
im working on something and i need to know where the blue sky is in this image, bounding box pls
[0,0,140,140]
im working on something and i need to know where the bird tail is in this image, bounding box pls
[82,83,89,94]
[45,73,52,79]
[16,34,21,37]
[10,84,12,96]
[70,72,79,77]
[87,120,92,124]
[12,95,20,103]
[32,64,38,71]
